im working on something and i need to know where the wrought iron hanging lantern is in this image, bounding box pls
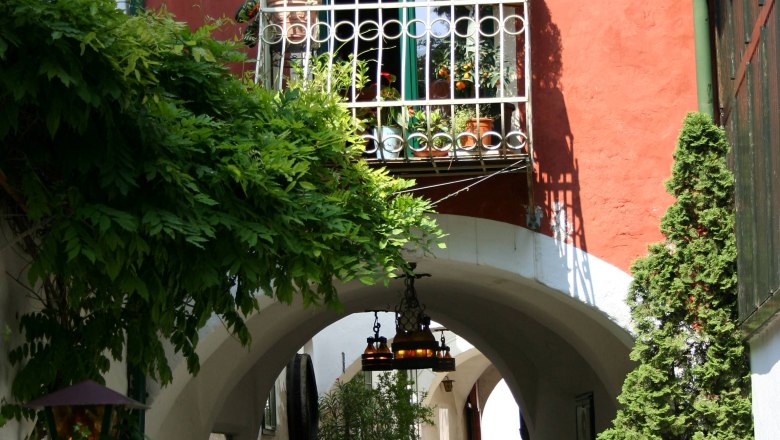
[391,266,440,370]
[362,311,394,371]
[24,380,146,440]
[361,264,456,372]
[441,376,455,392]
[433,330,456,372]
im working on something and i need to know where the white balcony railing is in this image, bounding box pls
[253,0,532,174]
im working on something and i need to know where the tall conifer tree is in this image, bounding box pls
[599,113,753,439]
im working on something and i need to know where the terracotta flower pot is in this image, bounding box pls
[412,142,450,157]
[459,117,494,148]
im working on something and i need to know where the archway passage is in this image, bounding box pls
[147,217,634,440]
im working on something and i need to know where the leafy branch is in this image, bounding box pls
[0,0,444,430]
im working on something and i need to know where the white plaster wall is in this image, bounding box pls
[420,349,501,440]
[0,225,35,439]
[259,369,288,440]
[430,215,632,330]
[212,362,263,439]
[422,387,462,440]
[212,363,289,440]
[749,314,780,440]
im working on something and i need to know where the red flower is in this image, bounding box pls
[380,72,396,83]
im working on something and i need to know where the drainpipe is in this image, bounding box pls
[693,0,714,117]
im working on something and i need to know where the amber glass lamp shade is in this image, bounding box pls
[362,337,394,371]
[377,337,392,355]
[50,405,112,440]
[433,345,456,372]
[392,325,440,370]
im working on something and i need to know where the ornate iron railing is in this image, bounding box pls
[252,0,532,175]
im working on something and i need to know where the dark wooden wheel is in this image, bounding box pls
[286,353,318,440]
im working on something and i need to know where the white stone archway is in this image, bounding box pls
[146,215,635,440]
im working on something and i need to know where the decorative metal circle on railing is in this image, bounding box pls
[332,21,355,42]
[453,16,478,38]
[504,15,526,35]
[358,20,383,41]
[287,23,309,44]
[380,19,404,39]
[505,130,528,150]
[310,22,330,44]
[261,23,284,45]
[479,130,501,150]
[430,18,451,39]
[480,16,502,37]
[356,128,529,158]
[406,19,427,39]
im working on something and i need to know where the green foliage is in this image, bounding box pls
[397,108,450,148]
[598,113,753,439]
[71,423,93,440]
[0,0,443,427]
[318,372,433,440]
[291,51,371,99]
[289,52,374,135]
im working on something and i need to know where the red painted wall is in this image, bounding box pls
[527,1,695,272]
[146,0,255,76]
[420,1,695,273]
[147,0,244,36]
[145,0,697,273]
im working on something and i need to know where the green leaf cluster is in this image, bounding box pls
[318,372,433,440]
[0,0,443,422]
[599,113,753,439]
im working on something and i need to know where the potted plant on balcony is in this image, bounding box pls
[435,39,503,97]
[398,108,451,157]
[453,104,496,152]
[369,72,403,159]
[435,39,502,152]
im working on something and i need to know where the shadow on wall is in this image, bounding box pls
[531,0,595,306]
